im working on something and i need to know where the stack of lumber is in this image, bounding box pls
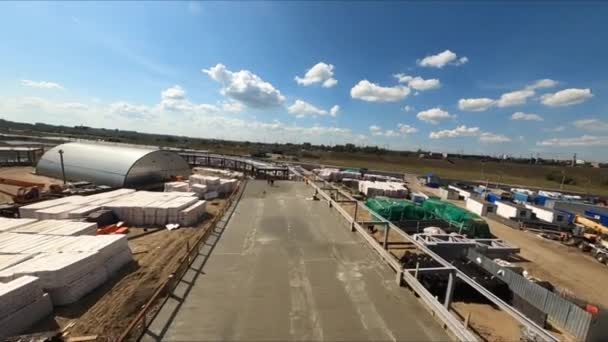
[0,276,53,339]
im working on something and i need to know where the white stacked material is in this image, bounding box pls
[188,174,207,186]
[19,196,84,219]
[0,233,132,306]
[0,254,34,271]
[315,168,341,181]
[218,179,237,194]
[164,181,190,192]
[0,276,53,339]
[34,203,84,220]
[67,205,102,219]
[358,181,408,198]
[510,188,536,196]
[204,191,219,200]
[164,196,199,224]
[192,167,244,179]
[9,220,97,236]
[191,184,208,198]
[0,217,38,232]
[179,200,207,226]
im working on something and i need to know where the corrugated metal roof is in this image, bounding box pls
[36,142,190,187]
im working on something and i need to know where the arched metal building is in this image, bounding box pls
[36,142,191,187]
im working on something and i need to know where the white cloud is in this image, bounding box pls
[429,125,480,139]
[221,101,244,113]
[417,50,468,68]
[287,99,339,118]
[403,105,414,112]
[527,79,559,90]
[202,63,285,108]
[60,102,88,111]
[458,98,495,112]
[543,126,566,132]
[21,79,63,90]
[369,124,417,137]
[350,80,410,102]
[397,123,418,134]
[109,101,151,118]
[541,88,593,107]
[394,74,441,91]
[538,135,608,147]
[294,62,337,88]
[573,119,608,132]
[497,89,535,107]
[479,132,512,143]
[511,112,543,121]
[369,125,383,136]
[416,107,455,124]
[330,105,339,117]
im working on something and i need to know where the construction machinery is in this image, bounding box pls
[560,215,608,265]
[0,177,63,205]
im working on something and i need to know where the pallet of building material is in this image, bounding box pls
[204,191,219,200]
[164,181,189,192]
[0,275,46,316]
[0,251,102,288]
[0,254,34,272]
[67,205,102,219]
[0,217,38,232]
[48,267,108,305]
[178,200,206,226]
[10,220,97,236]
[18,196,86,219]
[0,291,52,340]
[103,248,133,275]
[191,183,208,198]
[0,233,69,255]
[34,203,85,220]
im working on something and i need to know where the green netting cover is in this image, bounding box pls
[421,199,492,238]
[365,198,433,221]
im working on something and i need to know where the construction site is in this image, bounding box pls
[1,141,608,342]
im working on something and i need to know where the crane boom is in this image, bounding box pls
[574,215,608,235]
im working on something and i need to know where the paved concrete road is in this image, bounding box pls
[145,180,450,341]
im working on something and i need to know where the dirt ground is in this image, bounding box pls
[0,166,63,204]
[26,198,228,340]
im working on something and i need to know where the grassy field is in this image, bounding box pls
[297,152,608,196]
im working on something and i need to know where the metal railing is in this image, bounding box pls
[117,180,247,342]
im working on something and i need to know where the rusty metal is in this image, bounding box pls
[117,181,245,342]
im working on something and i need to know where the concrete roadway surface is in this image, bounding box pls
[143,180,450,341]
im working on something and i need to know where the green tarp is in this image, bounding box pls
[365,197,492,238]
[421,199,492,238]
[365,198,434,221]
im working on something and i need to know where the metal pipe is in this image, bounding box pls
[58,149,67,185]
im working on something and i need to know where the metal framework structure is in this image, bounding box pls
[291,167,558,342]
[176,151,290,179]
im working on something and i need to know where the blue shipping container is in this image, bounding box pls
[584,210,608,226]
[513,192,528,203]
[486,193,499,203]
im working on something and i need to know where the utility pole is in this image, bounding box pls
[58,149,67,185]
[560,170,566,191]
[572,153,577,167]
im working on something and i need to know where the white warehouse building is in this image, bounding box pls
[466,197,496,217]
[495,201,533,220]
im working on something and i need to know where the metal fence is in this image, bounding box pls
[468,249,593,341]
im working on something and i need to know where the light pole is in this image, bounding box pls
[58,149,67,185]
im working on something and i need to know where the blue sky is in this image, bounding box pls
[1,2,607,160]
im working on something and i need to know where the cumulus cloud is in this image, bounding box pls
[350,80,410,102]
[109,101,151,118]
[417,50,468,68]
[416,107,455,124]
[21,79,63,90]
[202,63,285,108]
[538,135,608,147]
[294,62,337,88]
[429,125,480,139]
[479,132,512,143]
[370,124,417,137]
[573,118,608,132]
[527,79,559,90]
[397,123,418,134]
[541,88,593,107]
[458,98,496,112]
[287,99,339,118]
[394,74,441,91]
[403,105,414,112]
[511,112,543,121]
[497,89,535,107]
[543,126,566,132]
